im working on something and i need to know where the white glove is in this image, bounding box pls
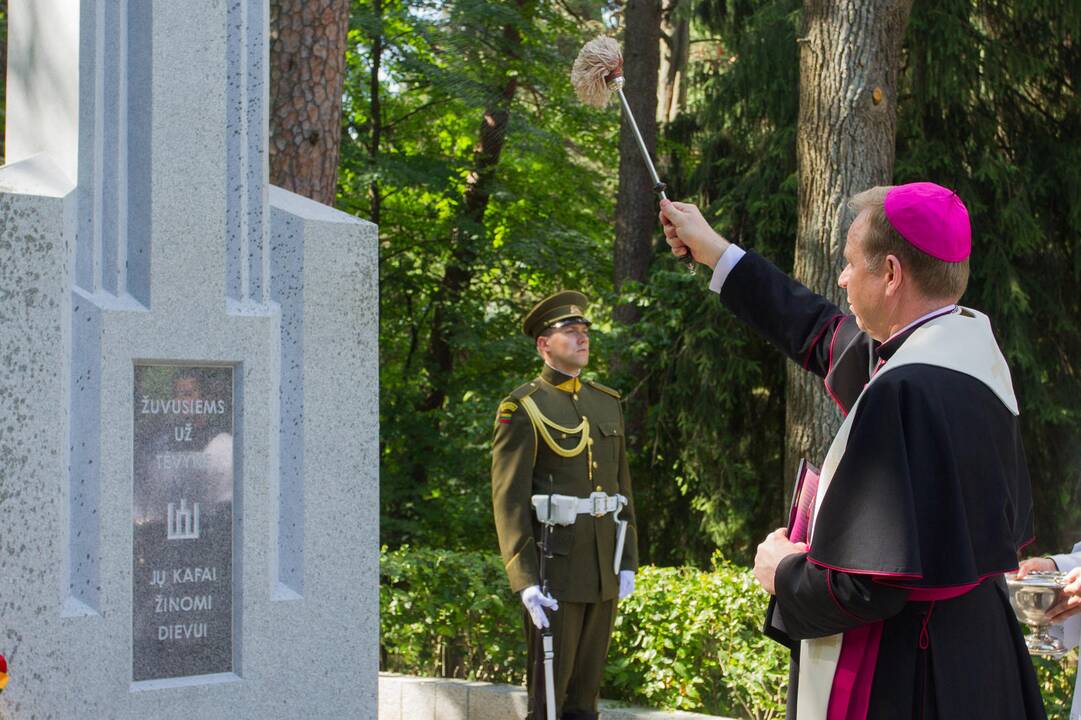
[618,570,635,599]
[521,585,559,629]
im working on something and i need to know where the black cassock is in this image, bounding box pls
[719,251,1046,719]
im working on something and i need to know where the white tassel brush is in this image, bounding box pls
[571,36,695,272]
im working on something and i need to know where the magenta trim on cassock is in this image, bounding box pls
[804,314,845,370]
[905,583,977,602]
[826,621,884,720]
[807,555,922,579]
[808,537,1037,586]
[823,316,850,415]
[826,568,875,623]
[888,568,1022,597]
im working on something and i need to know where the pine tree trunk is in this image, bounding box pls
[368,0,383,226]
[613,0,662,561]
[614,0,662,309]
[268,0,350,206]
[786,0,913,485]
[657,1,688,125]
[1,0,7,164]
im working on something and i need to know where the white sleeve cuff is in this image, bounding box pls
[1051,552,1081,573]
[708,245,747,294]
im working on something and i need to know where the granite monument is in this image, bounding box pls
[0,0,378,717]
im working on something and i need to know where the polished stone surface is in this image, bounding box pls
[132,365,235,681]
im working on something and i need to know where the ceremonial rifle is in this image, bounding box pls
[532,476,557,720]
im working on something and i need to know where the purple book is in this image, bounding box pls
[788,458,821,545]
[764,458,821,649]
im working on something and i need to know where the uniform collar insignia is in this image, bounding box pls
[540,364,581,393]
[554,377,582,393]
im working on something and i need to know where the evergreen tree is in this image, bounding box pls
[342,0,620,549]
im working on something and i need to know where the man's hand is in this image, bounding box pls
[658,200,731,270]
[1016,556,1057,578]
[618,570,635,600]
[521,585,559,629]
[1049,566,1081,623]
[754,527,808,595]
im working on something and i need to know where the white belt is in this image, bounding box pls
[532,492,630,575]
[577,492,624,516]
[531,492,627,526]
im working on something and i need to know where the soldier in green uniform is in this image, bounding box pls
[491,291,639,720]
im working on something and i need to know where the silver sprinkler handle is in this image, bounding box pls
[614,82,696,274]
[616,86,665,195]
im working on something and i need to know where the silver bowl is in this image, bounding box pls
[1006,571,1068,658]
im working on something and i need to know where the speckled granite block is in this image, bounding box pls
[435,678,471,720]
[375,674,737,720]
[467,680,530,720]
[0,1,378,718]
[377,674,406,720]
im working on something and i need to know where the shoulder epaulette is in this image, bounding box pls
[585,379,621,399]
[509,379,541,401]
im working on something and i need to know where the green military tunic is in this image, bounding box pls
[492,363,638,718]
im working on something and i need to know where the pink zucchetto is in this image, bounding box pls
[883,182,971,262]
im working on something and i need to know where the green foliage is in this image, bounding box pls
[342,0,620,553]
[379,547,789,717]
[603,558,788,719]
[609,0,800,566]
[352,0,1080,568]
[1034,653,1078,720]
[381,549,1079,717]
[380,546,525,680]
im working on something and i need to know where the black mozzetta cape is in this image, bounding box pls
[721,251,1044,719]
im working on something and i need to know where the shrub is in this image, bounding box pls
[1034,652,1077,720]
[379,547,1076,718]
[379,547,786,716]
[380,546,525,681]
[603,557,787,719]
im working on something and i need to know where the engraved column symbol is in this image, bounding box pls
[166,499,201,540]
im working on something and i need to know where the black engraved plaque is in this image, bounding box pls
[133,364,235,681]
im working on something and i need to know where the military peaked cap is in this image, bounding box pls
[522,290,591,338]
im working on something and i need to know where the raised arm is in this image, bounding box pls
[659,199,855,379]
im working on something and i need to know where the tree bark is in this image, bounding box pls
[1,0,7,164]
[268,0,350,206]
[421,73,518,415]
[657,0,688,125]
[786,0,913,485]
[613,0,662,562]
[614,0,662,321]
[368,0,383,226]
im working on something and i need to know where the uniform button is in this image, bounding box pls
[573,394,579,401]
[592,461,598,469]
[561,433,567,439]
[595,485,602,492]
[588,438,594,445]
